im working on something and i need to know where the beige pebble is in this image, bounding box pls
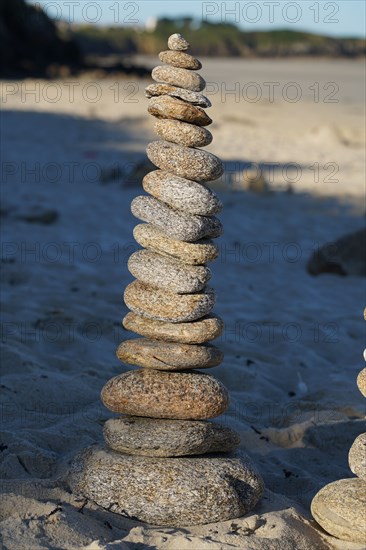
[154,119,213,148]
[148,95,212,126]
[145,83,211,108]
[348,433,366,479]
[159,50,201,70]
[357,368,366,397]
[152,66,205,92]
[168,33,190,51]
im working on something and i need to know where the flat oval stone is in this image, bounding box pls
[124,280,215,323]
[116,339,223,370]
[148,96,212,126]
[168,33,190,51]
[131,196,223,242]
[128,250,211,293]
[145,83,211,108]
[152,66,205,92]
[103,417,240,457]
[69,446,265,526]
[147,141,224,182]
[101,369,229,419]
[357,368,366,397]
[143,170,222,216]
[154,119,212,148]
[311,478,366,543]
[159,50,201,70]
[123,312,224,344]
[133,224,219,265]
[349,433,366,479]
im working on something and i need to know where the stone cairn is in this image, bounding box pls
[311,308,366,544]
[69,34,264,526]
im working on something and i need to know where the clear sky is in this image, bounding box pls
[28,1,366,38]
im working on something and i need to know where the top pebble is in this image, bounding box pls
[168,33,190,51]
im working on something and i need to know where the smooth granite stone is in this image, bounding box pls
[357,368,366,397]
[133,224,219,265]
[168,33,190,51]
[148,96,212,126]
[311,478,366,544]
[131,196,223,242]
[152,66,205,92]
[69,445,265,526]
[103,417,240,457]
[123,312,224,344]
[349,433,366,479]
[101,369,229,419]
[124,280,215,323]
[128,250,211,293]
[154,119,213,148]
[145,83,211,108]
[159,50,202,70]
[116,338,224,370]
[147,141,224,182]
[142,170,222,216]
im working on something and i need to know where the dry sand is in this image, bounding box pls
[1,58,365,549]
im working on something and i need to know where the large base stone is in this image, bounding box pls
[311,478,366,544]
[68,445,264,526]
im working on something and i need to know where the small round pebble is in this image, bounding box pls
[348,433,366,479]
[131,196,223,242]
[311,478,366,543]
[143,170,222,216]
[357,368,366,397]
[152,66,205,93]
[69,445,265,526]
[123,312,224,344]
[101,369,229,419]
[148,96,212,126]
[168,33,190,51]
[154,119,213,148]
[116,338,223,370]
[103,417,240,457]
[147,141,224,182]
[145,83,211,108]
[128,249,211,293]
[159,50,201,70]
[124,280,215,323]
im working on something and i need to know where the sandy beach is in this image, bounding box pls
[1,57,365,549]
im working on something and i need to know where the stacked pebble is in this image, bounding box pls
[311,308,366,544]
[69,34,264,526]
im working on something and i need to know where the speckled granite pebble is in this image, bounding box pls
[148,96,212,126]
[357,368,366,397]
[128,250,211,293]
[124,280,215,323]
[69,445,264,526]
[152,66,205,92]
[116,338,223,370]
[103,417,240,457]
[101,369,229,419]
[123,312,224,344]
[159,50,201,70]
[143,170,222,216]
[349,433,366,479]
[311,478,366,543]
[147,141,224,182]
[154,119,212,148]
[131,196,223,242]
[145,83,211,108]
[133,224,219,265]
[168,33,190,51]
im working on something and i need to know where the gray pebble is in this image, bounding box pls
[101,369,229,419]
[159,50,201,70]
[131,196,223,242]
[168,33,190,51]
[152,66,205,92]
[116,338,223,370]
[148,96,212,127]
[69,445,265,526]
[147,141,224,182]
[145,83,211,108]
[128,249,211,293]
[103,417,239,457]
[124,280,215,323]
[349,433,366,479]
[143,170,222,216]
[154,119,212,148]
